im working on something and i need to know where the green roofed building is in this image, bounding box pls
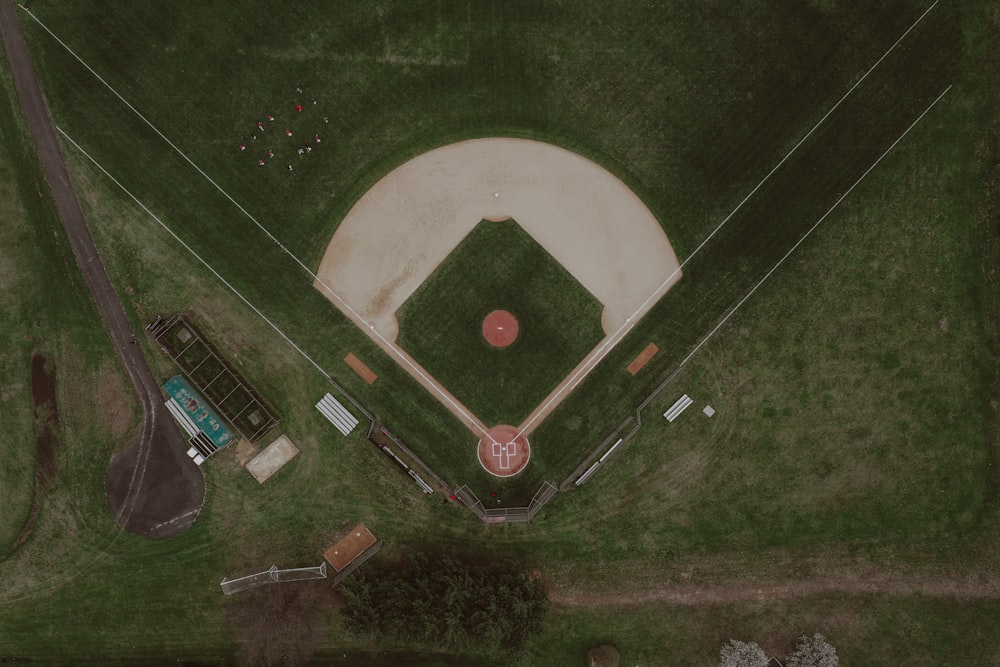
[163,375,236,461]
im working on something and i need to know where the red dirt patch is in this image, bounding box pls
[477,424,530,477]
[324,523,378,572]
[344,352,378,384]
[626,342,659,375]
[482,310,519,348]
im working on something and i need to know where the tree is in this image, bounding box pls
[340,553,548,654]
[719,639,769,667]
[785,633,838,667]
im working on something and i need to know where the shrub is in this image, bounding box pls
[340,553,548,654]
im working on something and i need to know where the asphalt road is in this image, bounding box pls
[0,0,204,538]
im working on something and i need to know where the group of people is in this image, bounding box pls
[237,88,330,171]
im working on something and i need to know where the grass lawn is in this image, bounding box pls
[530,62,993,557]
[14,1,959,489]
[0,51,44,553]
[518,595,1000,666]
[396,219,605,426]
[0,44,144,556]
[1,1,997,665]
[530,5,960,478]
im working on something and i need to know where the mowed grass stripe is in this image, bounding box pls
[20,1,965,496]
[531,7,959,474]
[396,221,605,426]
[28,30,484,478]
[3,2,997,665]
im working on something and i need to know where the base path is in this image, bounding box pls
[0,1,204,538]
[314,138,683,443]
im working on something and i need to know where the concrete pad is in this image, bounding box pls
[245,434,300,484]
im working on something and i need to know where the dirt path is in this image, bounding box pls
[544,554,1000,606]
[0,0,203,538]
[550,574,1000,607]
[10,354,60,550]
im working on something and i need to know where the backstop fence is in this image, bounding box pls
[454,481,558,523]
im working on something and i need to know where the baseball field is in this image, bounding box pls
[1,1,998,664]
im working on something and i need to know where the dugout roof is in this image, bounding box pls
[324,523,378,572]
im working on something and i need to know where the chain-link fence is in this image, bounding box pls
[454,481,557,523]
[220,562,327,595]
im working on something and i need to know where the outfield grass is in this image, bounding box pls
[15,0,964,498]
[530,73,992,556]
[1,1,997,665]
[396,219,604,425]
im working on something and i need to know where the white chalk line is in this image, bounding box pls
[56,129,346,401]
[25,7,496,444]
[666,85,951,388]
[513,0,940,438]
[28,2,937,445]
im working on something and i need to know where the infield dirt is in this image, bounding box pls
[315,138,681,341]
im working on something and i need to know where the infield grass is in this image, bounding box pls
[2,1,997,665]
[396,219,605,425]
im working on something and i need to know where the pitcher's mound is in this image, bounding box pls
[477,424,530,477]
[482,310,519,348]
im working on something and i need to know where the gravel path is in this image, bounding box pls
[0,0,203,538]
[544,554,1000,606]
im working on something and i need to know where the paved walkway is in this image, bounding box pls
[0,0,204,538]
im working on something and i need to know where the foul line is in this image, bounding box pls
[608,83,952,463]
[513,0,940,438]
[671,85,952,376]
[672,86,952,376]
[26,2,937,444]
[574,84,951,483]
[56,128,368,419]
[23,6,496,444]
